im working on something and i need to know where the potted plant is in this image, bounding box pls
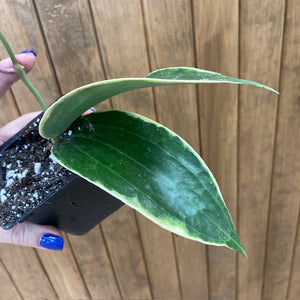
[0,112,125,235]
[0,32,278,256]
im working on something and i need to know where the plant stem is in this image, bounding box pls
[0,32,48,111]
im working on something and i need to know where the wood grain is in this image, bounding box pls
[0,92,19,127]
[262,0,300,297]
[193,1,239,299]
[0,259,21,299]
[288,211,300,299]
[0,0,60,113]
[238,0,285,299]
[142,0,199,148]
[142,1,207,299]
[33,1,112,298]
[68,226,121,299]
[36,233,90,299]
[34,0,111,111]
[175,236,208,299]
[136,215,180,298]
[0,244,57,299]
[90,0,155,118]
[101,206,152,299]
[0,1,299,299]
[91,1,173,298]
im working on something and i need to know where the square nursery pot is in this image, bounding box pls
[0,113,123,235]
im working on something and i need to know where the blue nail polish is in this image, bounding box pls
[90,107,96,112]
[19,48,38,57]
[39,234,64,250]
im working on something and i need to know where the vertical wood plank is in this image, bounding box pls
[143,0,199,148]
[288,211,300,299]
[137,216,180,299]
[0,259,22,299]
[68,226,121,299]
[175,236,208,299]
[238,1,285,299]
[91,0,147,77]
[0,92,19,127]
[262,0,300,297]
[102,206,152,299]
[37,233,90,299]
[91,1,164,298]
[35,0,111,111]
[33,1,115,298]
[142,1,207,299]
[93,1,192,298]
[193,1,239,299]
[0,0,60,113]
[90,0,155,118]
[0,244,57,299]
[35,0,102,91]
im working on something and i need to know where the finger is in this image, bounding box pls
[82,107,96,116]
[0,111,41,146]
[0,51,37,98]
[0,222,64,250]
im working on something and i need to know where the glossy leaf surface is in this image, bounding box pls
[40,67,278,138]
[52,110,246,256]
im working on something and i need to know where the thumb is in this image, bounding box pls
[0,221,64,250]
[0,50,37,98]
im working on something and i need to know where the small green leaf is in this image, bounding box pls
[52,110,246,256]
[39,67,278,138]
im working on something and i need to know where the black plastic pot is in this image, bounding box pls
[0,113,123,235]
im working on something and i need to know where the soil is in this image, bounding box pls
[0,116,73,228]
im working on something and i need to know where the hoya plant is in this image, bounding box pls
[0,32,278,256]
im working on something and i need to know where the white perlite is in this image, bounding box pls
[5,179,14,188]
[17,169,28,181]
[49,154,58,163]
[34,162,42,175]
[6,170,16,179]
[4,168,30,188]
[0,189,7,203]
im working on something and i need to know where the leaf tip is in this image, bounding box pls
[227,242,247,257]
[225,230,247,257]
[238,247,247,258]
[263,85,280,95]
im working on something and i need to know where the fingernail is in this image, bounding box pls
[19,49,38,57]
[90,107,96,112]
[39,234,64,250]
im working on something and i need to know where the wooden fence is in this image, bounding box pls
[0,1,299,299]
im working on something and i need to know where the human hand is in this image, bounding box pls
[0,51,64,250]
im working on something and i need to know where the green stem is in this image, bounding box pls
[0,32,48,111]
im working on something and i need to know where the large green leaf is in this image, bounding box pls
[52,110,246,256]
[40,67,278,138]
